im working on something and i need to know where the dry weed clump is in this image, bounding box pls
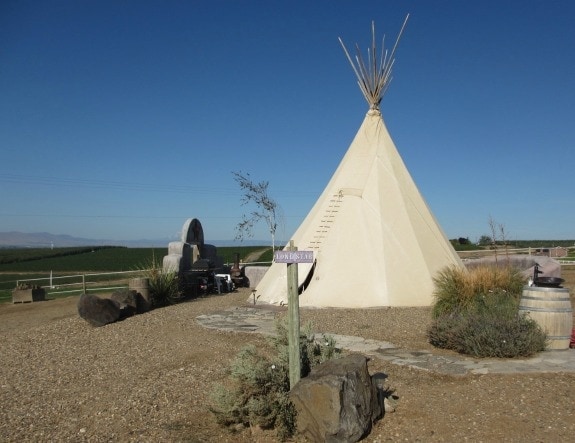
[431,265,525,318]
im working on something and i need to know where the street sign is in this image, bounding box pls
[274,250,314,264]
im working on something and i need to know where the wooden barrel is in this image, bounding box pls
[129,277,150,302]
[519,286,573,350]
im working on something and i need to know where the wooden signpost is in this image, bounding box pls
[274,241,313,389]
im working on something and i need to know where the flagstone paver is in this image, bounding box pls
[195,306,575,376]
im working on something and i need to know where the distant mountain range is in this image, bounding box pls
[0,231,166,248]
[0,231,270,248]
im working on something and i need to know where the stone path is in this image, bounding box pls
[195,306,575,376]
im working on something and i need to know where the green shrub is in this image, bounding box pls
[210,319,340,440]
[429,266,546,358]
[428,291,547,358]
[147,268,180,308]
[271,320,340,378]
[210,345,295,439]
[426,310,464,350]
[136,257,181,309]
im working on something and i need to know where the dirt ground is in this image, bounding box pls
[1,270,574,442]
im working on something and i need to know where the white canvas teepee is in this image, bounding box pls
[255,19,464,308]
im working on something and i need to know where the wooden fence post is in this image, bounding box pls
[287,240,301,389]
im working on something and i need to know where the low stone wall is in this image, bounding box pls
[244,266,268,289]
[464,255,561,279]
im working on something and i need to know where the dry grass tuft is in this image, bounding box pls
[432,265,526,318]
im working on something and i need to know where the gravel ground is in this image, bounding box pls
[1,287,574,442]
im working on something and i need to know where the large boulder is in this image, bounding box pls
[77,293,121,327]
[289,354,382,442]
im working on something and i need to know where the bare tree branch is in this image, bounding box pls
[232,171,281,251]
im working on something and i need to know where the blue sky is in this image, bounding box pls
[1,1,574,244]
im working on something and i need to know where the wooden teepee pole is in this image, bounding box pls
[338,15,409,110]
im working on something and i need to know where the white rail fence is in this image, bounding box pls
[458,246,575,264]
[15,270,147,297]
[1,251,572,303]
[2,263,269,302]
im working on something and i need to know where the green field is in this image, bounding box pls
[0,245,272,303]
[450,240,575,251]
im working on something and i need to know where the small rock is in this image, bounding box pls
[77,294,121,327]
[384,397,396,413]
[110,289,149,316]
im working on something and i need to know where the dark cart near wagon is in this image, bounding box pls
[181,259,220,296]
[180,259,238,297]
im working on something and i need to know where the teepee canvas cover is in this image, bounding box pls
[255,19,463,308]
